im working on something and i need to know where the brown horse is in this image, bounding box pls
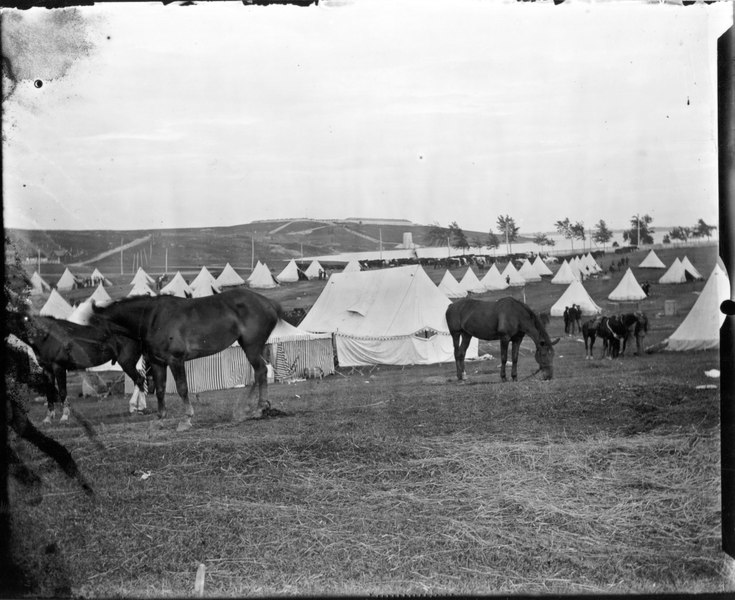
[91,288,282,430]
[6,312,147,424]
[445,297,559,382]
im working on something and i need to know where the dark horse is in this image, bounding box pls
[619,312,648,356]
[91,288,282,430]
[6,312,148,424]
[5,336,94,496]
[446,297,559,382]
[586,315,627,359]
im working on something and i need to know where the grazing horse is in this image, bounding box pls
[91,288,282,430]
[6,312,148,424]
[581,316,601,359]
[619,312,648,356]
[445,297,559,382]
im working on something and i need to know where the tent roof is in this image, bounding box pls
[501,262,526,286]
[638,250,666,269]
[128,281,156,296]
[130,267,155,285]
[56,268,78,290]
[304,260,323,279]
[39,289,74,319]
[665,263,730,351]
[518,259,541,282]
[550,280,602,316]
[680,256,704,280]
[299,265,452,337]
[216,263,245,287]
[268,318,331,343]
[67,299,95,325]
[160,272,192,297]
[248,263,279,289]
[532,256,554,277]
[29,271,51,295]
[437,270,467,299]
[480,263,509,291]
[276,259,301,283]
[191,283,217,297]
[342,260,362,273]
[190,266,219,292]
[88,283,113,306]
[658,258,687,284]
[459,268,485,293]
[608,268,647,301]
[551,260,578,284]
[246,261,263,282]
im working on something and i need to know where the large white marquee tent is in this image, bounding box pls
[299,265,478,367]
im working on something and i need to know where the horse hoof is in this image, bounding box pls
[176,418,192,432]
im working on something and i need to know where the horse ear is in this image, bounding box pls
[551,337,560,345]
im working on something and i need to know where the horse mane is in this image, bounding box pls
[516,298,553,345]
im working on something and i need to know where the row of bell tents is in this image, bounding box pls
[36,252,726,365]
[28,249,696,298]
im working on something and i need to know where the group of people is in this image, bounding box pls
[562,304,583,335]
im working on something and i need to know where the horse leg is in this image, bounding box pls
[243,343,270,418]
[510,338,521,381]
[53,366,71,423]
[500,338,509,382]
[41,366,58,424]
[117,347,147,413]
[452,332,471,381]
[150,362,168,420]
[169,360,194,431]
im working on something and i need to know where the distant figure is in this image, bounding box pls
[505,275,511,285]
[641,281,651,296]
[569,304,583,335]
[563,306,571,335]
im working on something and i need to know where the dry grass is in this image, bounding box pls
[8,346,729,597]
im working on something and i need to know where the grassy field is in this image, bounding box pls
[8,243,732,596]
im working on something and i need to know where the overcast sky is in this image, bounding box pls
[2,0,731,234]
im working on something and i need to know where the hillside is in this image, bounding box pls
[6,219,511,279]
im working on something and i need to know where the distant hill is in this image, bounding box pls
[6,218,526,277]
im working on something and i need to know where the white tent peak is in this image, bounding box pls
[518,259,541,283]
[551,260,578,285]
[437,270,467,298]
[480,263,509,291]
[249,262,279,289]
[608,268,647,302]
[130,267,155,286]
[29,271,51,295]
[216,263,245,287]
[459,267,485,294]
[638,250,666,269]
[532,256,553,277]
[160,271,192,297]
[40,289,73,319]
[680,256,704,280]
[276,259,302,283]
[550,280,602,317]
[665,263,730,351]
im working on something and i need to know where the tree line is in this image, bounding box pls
[425,214,716,253]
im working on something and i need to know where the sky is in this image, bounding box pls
[2,0,732,234]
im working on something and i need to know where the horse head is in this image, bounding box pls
[534,336,559,380]
[5,309,31,343]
